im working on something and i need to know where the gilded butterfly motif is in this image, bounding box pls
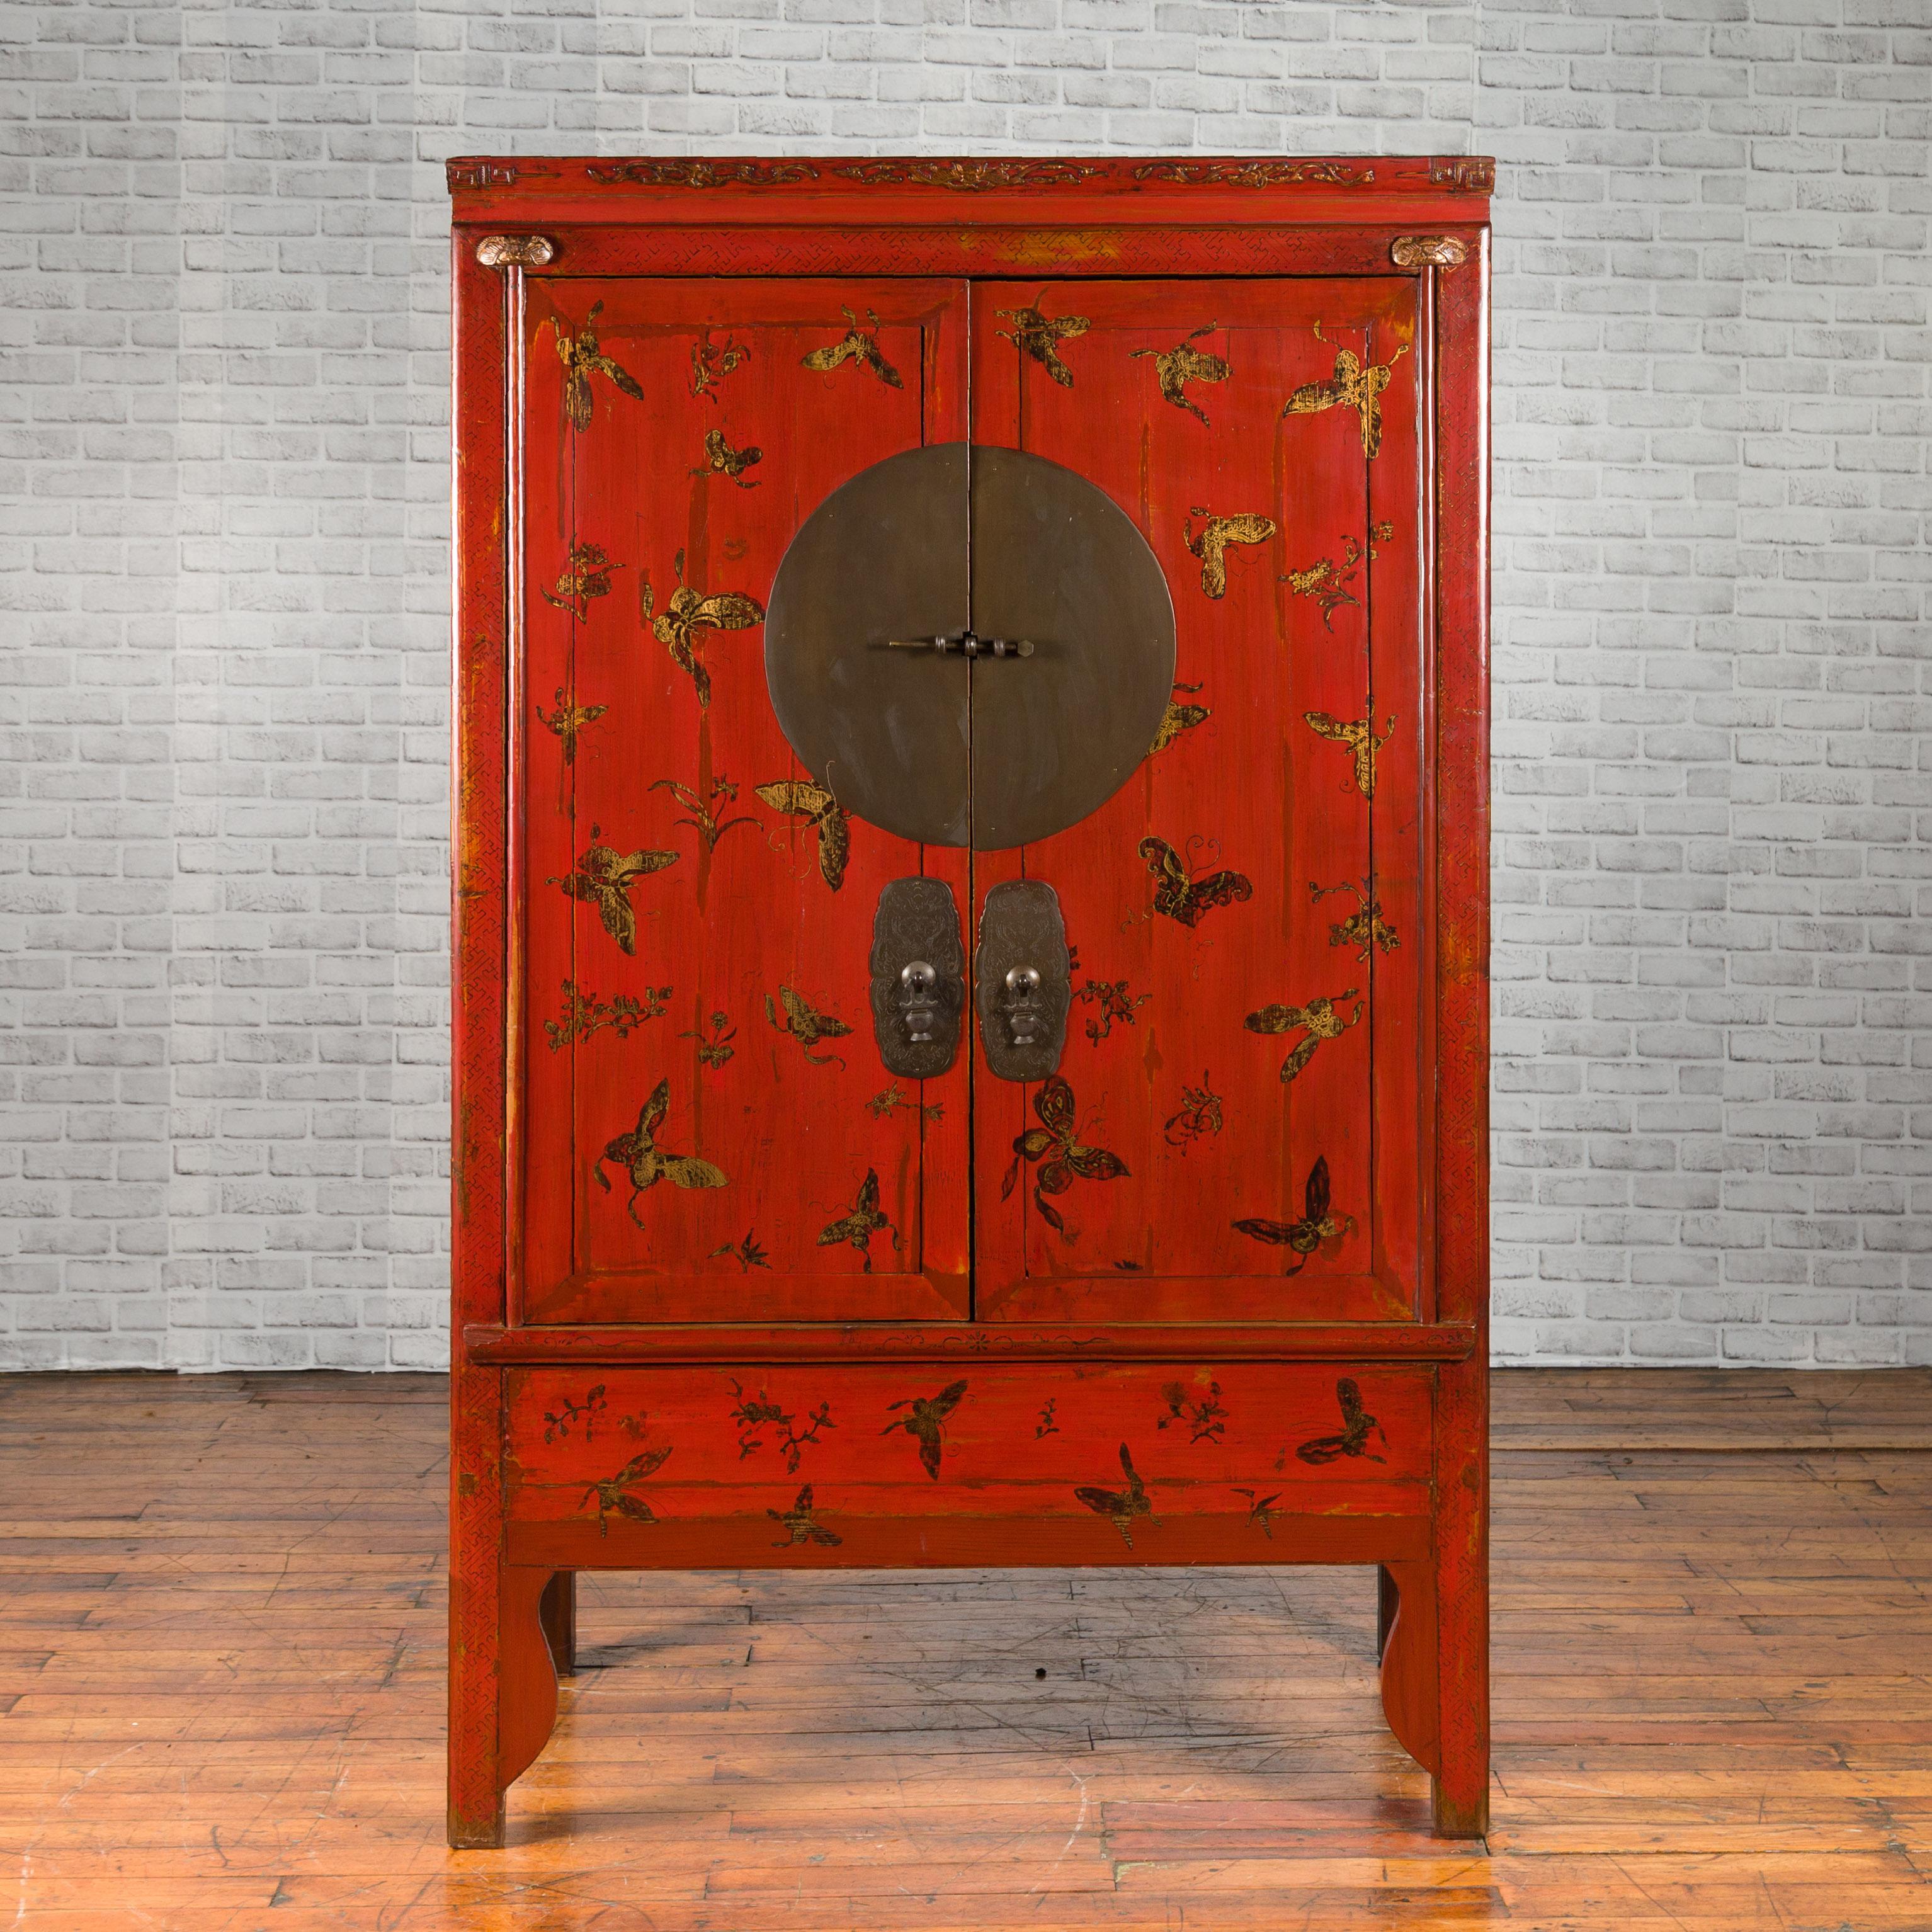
[1304,710,1395,800]
[594,1078,728,1228]
[1245,989,1364,1084]
[1150,681,1210,756]
[540,541,622,618]
[817,1168,899,1272]
[1296,1378,1386,1465]
[695,426,762,487]
[801,306,902,388]
[1183,507,1276,599]
[1281,326,1409,458]
[996,296,1091,387]
[535,689,607,764]
[1130,322,1230,426]
[1003,1073,1128,1237]
[554,300,644,433]
[1236,1487,1282,1539]
[766,985,853,1067]
[645,551,764,711]
[581,1446,673,1535]
[755,780,850,893]
[549,825,679,956]
[769,1484,841,1547]
[882,1380,967,1481]
[1139,835,1253,929]
[1074,1444,1155,1549]
[1232,1154,1356,1272]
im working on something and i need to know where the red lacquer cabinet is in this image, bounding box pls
[448,156,1492,1848]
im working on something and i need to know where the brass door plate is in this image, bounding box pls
[974,879,1071,1082]
[868,878,965,1079]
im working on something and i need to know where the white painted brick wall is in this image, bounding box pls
[0,0,1923,1369]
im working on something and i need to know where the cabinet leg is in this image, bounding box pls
[540,1570,577,1678]
[1377,1563,1397,1662]
[1378,1558,1489,1839]
[446,1563,561,1849]
[1429,1351,1491,1839]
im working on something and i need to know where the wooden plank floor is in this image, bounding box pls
[3,1368,1929,1929]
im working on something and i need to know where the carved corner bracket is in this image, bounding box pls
[475,234,556,270]
[1391,235,1469,271]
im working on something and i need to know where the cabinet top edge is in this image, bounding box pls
[446,152,1496,219]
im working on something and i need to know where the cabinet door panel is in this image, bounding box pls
[969,279,1428,1324]
[518,279,970,1324]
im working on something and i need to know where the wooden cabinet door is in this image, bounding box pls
[969,279,1430,1324]
[516,279,972,1324]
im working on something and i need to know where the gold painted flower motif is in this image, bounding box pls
[545,979,670,1052]
[1282,524,1394,628]
[651,775,756,851]
[549,825,679,955]
[710,1229,771,1272]
[681,1010,736,1069]
[690,326,749,401]
[1183,507,1275,599]
[1003,1073,1128,1237]
[867,1083,943,1124]
[593,1077,728,1227]
[1311,878,1399,962]
[1162,1072,1224,1151]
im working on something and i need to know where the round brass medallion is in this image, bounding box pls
[764,442,1177,851]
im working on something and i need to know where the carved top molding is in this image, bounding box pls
[446,154,1497,203]
[584,159,817,187]
[1131,159,1373,187]
[1429,157,1496,193]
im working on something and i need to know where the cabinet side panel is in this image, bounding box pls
[1433,243,1490,1333]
